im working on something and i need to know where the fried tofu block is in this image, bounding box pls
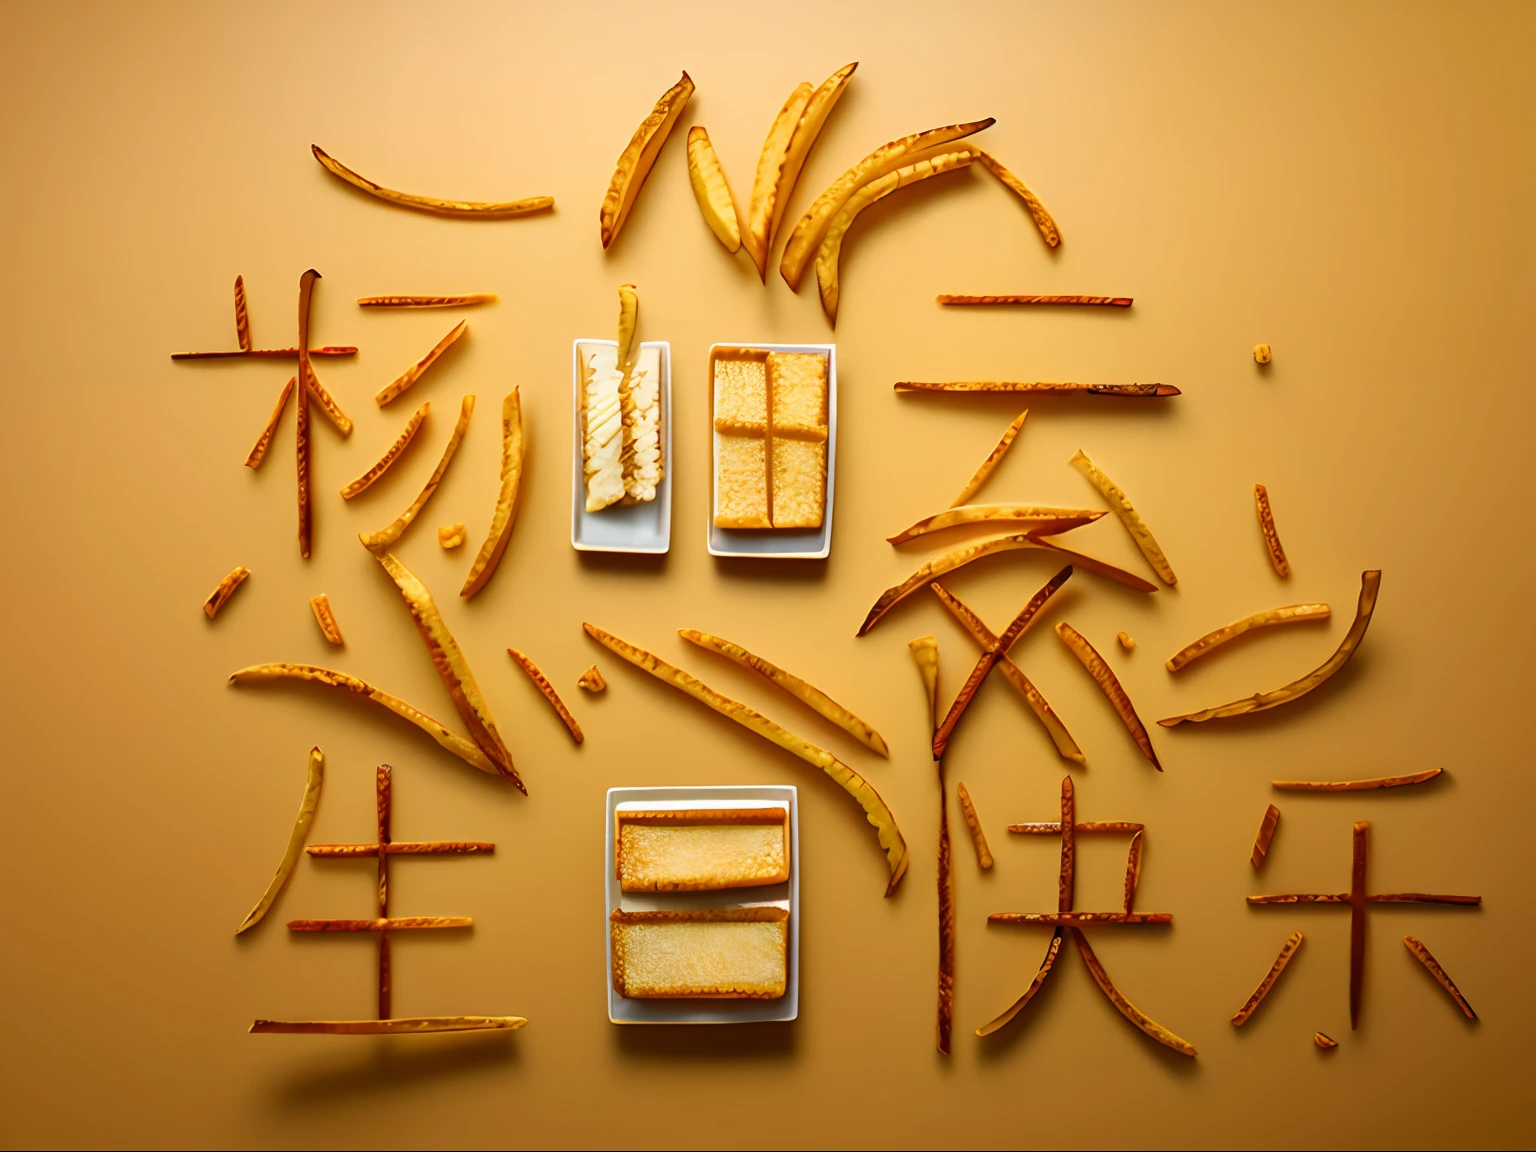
[768,352,828,436]
[715,434,770,528]
[714,355,768,429]
[771,438,826,529]
[610,908,788,999]
[618,809,789,892]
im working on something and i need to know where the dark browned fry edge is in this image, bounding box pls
[251,1016,526,1035]
[1349,821,1368,1029]
[1059,777,1075,913]
[1314,1032,1338,1049]
[937,295,1132,307]
[956,781,993,870]
[1123,830,1143,913]
[1230,930,1304,1025]
[245,377,295,469]
[1403,936,1477,1020]
[975,929,1063,1037]
[1254,484,1291,578]
[234,274,251,351]
[1273,769,1442,791]
[340,402,430,499]
[1071,928,1198,1056]
[1056,622,1162,770]
[508,648,584,744]
[1251,805,1281,869]
[203,566,250,619]
[377,765,391,1019]
[894,381,1179,396]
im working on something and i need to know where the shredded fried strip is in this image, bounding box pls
[460,389,524,598]
[1251,804,1280,868]
[234,274,251,350]
[1165,603,1332,672]
[204,566,250,619]
[1273,769,1440,791]
[288,917,471,931]
[888,504,1104,545]
[1404,936,1477,1020]
[340,402,430,499]
[1059,777,1076,911]
[1056,623,1162,770]
[312,144,553,218]
[939,295,1131,306]
[975,929,1063,1038]
[507,647,583,744]
[309,594,344,645]
[296,271,316,558]
[951,409,1029,507]
[1071,928,1197,1056]
[1070,449,1176,586]
[587,622,909,894]
[1160,572,1381,726]
[235,748,324,935]
[375,320,469,406]
[973,150,1061,247]
[360,395,474,554]
[308,841,494,857]
[1255,484,1290,577]
[1230,930,1303,1025]
[251,1016,526,1035]
[988,912,1172,926]
[911,636,954,1055]
[1123,830,1143,912]
[956,781,993,869]
[357,294,498,308]
[244,377,294,469]
[895,381,1180,396]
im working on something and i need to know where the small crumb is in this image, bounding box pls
[577,665,607,693]
[1314,1031,1338,1049]
[438,523,467,549]
[1254,343,1272,365]
[1117,631,1136,651]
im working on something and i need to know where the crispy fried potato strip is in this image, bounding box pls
[1072,928,1197,1055]
[360,394,474,554]
[375,320,468,407]
[771,62,856,246]
[1056,622,1162,770]
[1254,484,1290,577]
[299,360,353,436]
[340,402,430,499]
[909,635,953,1055]
[976,929,1063,1038]
[1404,935,1477,1019]
[1160,572,1381,726]
[938,295,1131,306]
[956,781,993,870]
[895,380,1180,396]
[587,622,909,894]
[1123,830,1144,912]
[889,504,1104,546]
[375,552,522,790]
[228,663,499,777]
[234,274,252,351]
[309,594,344,645]
[312,144,552,218]
[1165,603,1332,672]
[508,647,583,744]
[744,81,814,280]
[950,410,1028,507]
[680,629,890,758]
[1231,931,1303,1026]
[973,150,1061,247]
[296,271,317,557]
[251,1016,527,1035]
[235,747,324,935]
[686,126,743,252]
[1273,768,1441,791]
[600,72,693,248]
[577,665,606,692]
[357,294,497,308]
[460,389,524,597]
[288,917,471,931]
[1070,449,1176,586]
[908,636,940,732]
[1251,804,1280,869]
[245,378,294,469]
[204,566,250,619]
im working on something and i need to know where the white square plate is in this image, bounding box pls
[604,785,799,1025]
[707,342,836,559]
[571,339,672,553]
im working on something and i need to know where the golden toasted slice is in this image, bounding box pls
[950,409,1027,507]
[600,72,694,248]
[767,351,828,436]
[715,435,770,529]
[244,378,294,469]
[974,150,1061,247]
[1070,449,1177,586]
[714,353,769,428]
[621,345,664,504]
[312,144,552,218]
[887,504,1103,545]
[745,82,815,280]
[204,566,250,619]
[771,438,826,529]
[938,295,1130,306]
[581,345,626,513]
[1231,930,1303,1025]
[617,808,789,892]
[686,126,742,252]
[610,907,788,999]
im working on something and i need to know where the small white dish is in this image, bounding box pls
[604,785,799,1025]
[571,339,672,554]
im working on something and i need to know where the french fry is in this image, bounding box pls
[772,62,857,244]
[1251,804,1280,869]
[460,389,524,597]
[1404,936,1476,1020]
[245,377,295,469]
[374,552,522,791]
[908,636,940,732]
[686,127,743,252]
[950,410,1028,507]
[910,635,953,1055]
[287,917,471,931]
[1254,483,1291,577]
[203,566,250,619]
[229,663,500,777]
[357,294,497,308]
[956,781,993,870]
[599,72,693,248]
[615,286,639,375]
[235,747,324,935]
[251,1016,527,1035]
[172,346,358,361]
[577,665,606,692]
[308,841,494,858]
[375,320,468,407]
[815,150,977,323]
[1059,776,1076,912]
[938,295,1132,306]
[1160,572,1381,726]
[1117,631,1135,651]
[507,648,583,744]
[975,930,1062,1038]
[299,360,354,436]
[234,274,252,350]
[438,523,466,549]
[895,380,1180,397]
[988,912,1172,926]
[340,402,430,499]
[680,629,890,757]
[973,150,1061,248]
[296,271,316,558]
[309,594,344,645]
[779,118,995,289]
[1010,820,1144,835]
[887,504,1104,546]
[311,144,552,218]
[360,394,474,555]
[1056,622,1163,771]
[1165,603,1332,672]
[1123,830,1143,912]
[1273,768,1441,791]
[1314,1032,1338,1048]
[1071,928,1197,1056]
[1070,449,1177,586]
[586,622,909,894]
[859,533,1157,636]
[744,81,814,280]
[1230,930,1304,1025]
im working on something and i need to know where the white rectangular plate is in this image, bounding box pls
[605,785,799,1025]
[707,342,836,559]
[571,339,672,553]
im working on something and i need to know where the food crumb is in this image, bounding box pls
[438,523,467,549]
[1117,631,1136,651]
[578,665,607,693]
[1254,343,1272,365]
[1314,1031,1338,1049]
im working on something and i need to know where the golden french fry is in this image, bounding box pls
[772,62,857,245]
[1161,572,1381,726]
[1056,622,1162,770]
[896,380,1181,396]
[1231,930,1303,1025]
[615,286,639,374]
[245,378,294,469]
[360,394,474,555]
[976,929,1063,1038]
[234,274,251,351]
[973,150,1061,247]
[356,294,497,308]
[459,389,524,597]
[577,665,606,692]
[1117,631,1135,650]
[508,648,583,744]
[204,566,250,619]
[887,504,1103,545]
[311,144,552,217]
[956,781,993,869]
[1070,449,1177,586]
[686,126,743,252]
[779,117,995,289]
[600,72,693,248]
[309,594,344,645]
[295,358,354,437]
[288,917,471,931]
[1071,928,1197,1056]
[374,552,522,790]
[744,81,815,280]
[375,320,468,407]
[938,295,1131,306]
[680,629,890,757]
[228,663,499,777]
[950,410,1028,507]
[1314,1032,1338,1049]
[909,634,952,1055]
[1404,936,1476,1019]
[908,636,940,732]
[340,402,430,499]
[235,748,324,935]
[1165,603,1332,672]
[296,270,317,558]
[815,150,976,323]
[438,523,466,548]
[585,623,909,894]
[1273,768,1441,792]
[1251,804,1280,868]
[251,1016,526,1035]
[1255,483,1291,577]
[1123,830,1143,912]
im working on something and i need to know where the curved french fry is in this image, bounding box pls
[251,1016,526,1035]
[976,930,1063,1038]
[956,781,993,869]
[744,81,814,280]
[779,118,995,289]
[771,63,857,246]
[815,150,976,323]
[1272,768,1441,792]
[888,504,1103,546]
[340,402,430,499]
[235,748,324,935]
[375,321,468,407]
[1404,935,1476,1020]
[356,294,497,308]
[244,378,294,469]
[309,594,344,645]
[1056,622,1162,770]
[311,144,552,218]
[896,380,1180,396]
[460,389,524,597]
[204,566,250,619]
[1231,930,1303,1025]
[507,648,583,744]
[586,623,909,894]
[1070,449,1177,586]
[1165,603,1332,672]
[974,150,1061,247]
[599,72,694,248]
[686,127,743,252]
[234,275,251,350]
[360,394,474,555]
[1071,928,1197,1056]
[1255,483,1291,577]
[1160,572,1381,726]
[1251,804,1280,869]
[950,410,1028,507]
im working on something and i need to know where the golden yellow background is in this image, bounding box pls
[2,1,1532,1146]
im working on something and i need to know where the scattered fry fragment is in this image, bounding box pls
[1117,632,1135,651]
[1404,936,1476,1020]
[235,747,324,935]
[375,320,468,407]
[438,523,466,548]
[360,394,474,555]
[680,629,890,757]
[311,144,552,218]
[1314,1031,1337,1049]
[1160,572,1381,727]
[459,389,524,597]
[1255,344,1272,364]
[600,72,694,248]
[244,377,295,469]
[1072,928,1197,1056]
[888,504,1103,546]
[357,294,497,308]
[578,665,606,693]
[1056,622,1162,770]
[1251,804,1280,869]
[973,150,1061,247]
[508,648,583,744]
[950,409,1028,507]
[976,930,1063,1038]
[896,380,1180,397]
[309,594,344,645]
[744,81,814,279]
[234,274,252,350]
[252,1015,527,1035]
[910,635,952,1054]
[204,566,250,619]
[1254,483,1291,578]
[956,781,993,870]
[939,295,1132,307]
[686,126,742,253]
[373,551,522,790]
[1231,930,1303,1025]
[340,402,431,499]
[586,622,908,894]
[1070,449,1177,586]
[1272,768,1442,792]
[1165,603,1332,672]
